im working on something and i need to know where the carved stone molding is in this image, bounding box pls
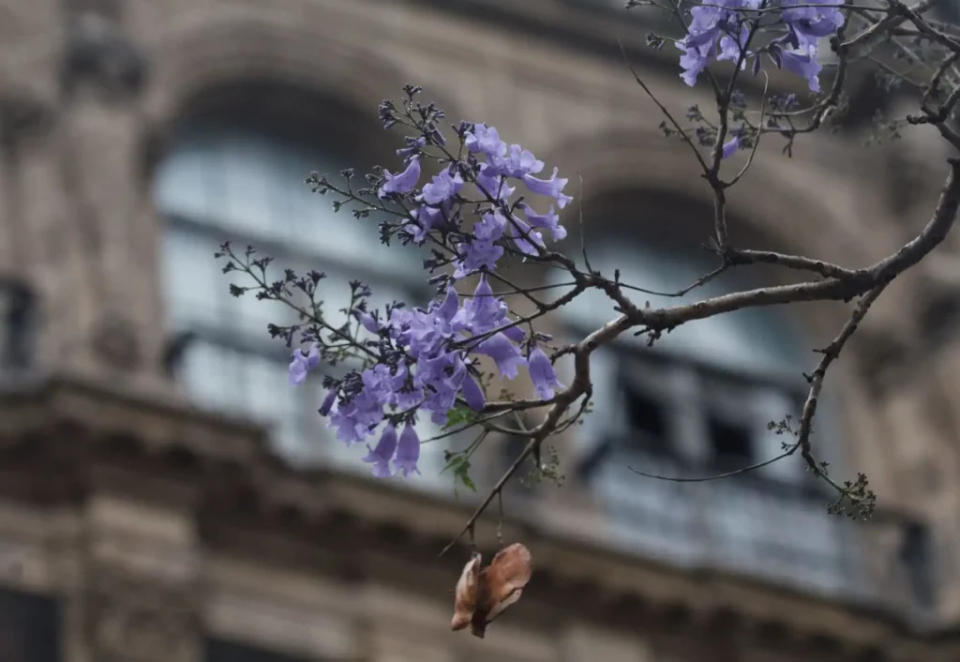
[90,314,141,372]
[85,569,200,662]
[61,13,147,101]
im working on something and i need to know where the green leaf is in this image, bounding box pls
[441,451,465,474]
[454,458,476,492]
[440,451,476,492]
[443,405,476,430]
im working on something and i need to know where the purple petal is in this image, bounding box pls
[378,156,421,197]
[522,167,572,209]
[461,372,485,411]
[521,204,566,241]
[476,166,515,201]
[363,425,398,478]
[721,135,741,159]
[781,48,822,92]
[477,333,525,380]
[454,239,503,278]
[508,216,545,256]
[502,324,525,343]
[473,211,507,242]
[318,388,337,416]
[394,424,421,477]
[437,287,459,322]
[466,124,506,159]
[528,347,562,400]
[288,345,318,385]
[454,275,506,334]
[422,169,464,205]
[356,311,380,334]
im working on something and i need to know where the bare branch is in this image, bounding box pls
[440,160,960,549]
[439,312,630,556]
[726,248,866,280]
[636,159,960,330]
[794,283,888,513]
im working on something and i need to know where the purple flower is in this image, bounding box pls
[378,156,421,197]
[677,5,726,85]
[455,239,504,278]
[363,425,397,477]
[476,165,515,201]
[473,211,507,242]
[289,345,319,385]
[466,124,506,159]
[502,324,526,344]
[415,351,466,423]
[521,203,566,241]
[394,424,421,476]
[717,24,751,65]
[396,136,426,161]
[405,311,448,357]
[677,0,761,86]
[355,310,380,334]
[508,216,545,256]
[421,168,464,205]
[452,276,525,342]
[679,45,713,87]
[454,275,507,335]
[780,47,822,92]
[286,110,585,457]
[438,287,459,322]
[330,389,383,444]
[319,388,337,416]
[523,167,573,209]
[363,365,405,406]
[478,333,525,379]
[407,204,446,243]
[528,347,562,399]
[491,143,544,179]
[394,383,424,411]
[721,134,741,159]
[461,372,485,411]
[782,0,844,48]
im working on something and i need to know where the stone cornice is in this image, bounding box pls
[0,375,957,659]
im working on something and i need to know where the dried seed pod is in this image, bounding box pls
[450,543,532,638]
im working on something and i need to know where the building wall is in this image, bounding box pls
[2,0,960,659]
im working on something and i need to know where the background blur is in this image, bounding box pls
[2,0,960,660]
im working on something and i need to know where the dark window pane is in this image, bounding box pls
[206,639,311,662]
[0,588,59,662]
[708,416,752,464]
[0,281,35,371]
[623,386,668,454]
[937,0,959,23]
[900,522,935,609]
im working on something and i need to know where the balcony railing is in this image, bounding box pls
[590,447,934,618]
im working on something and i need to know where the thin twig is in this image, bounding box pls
[618,39,712,176]
[630,442,801,482]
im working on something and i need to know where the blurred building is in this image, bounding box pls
[2,0,960,660]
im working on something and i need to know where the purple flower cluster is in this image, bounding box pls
[291,120,569,479]
[460,124,570,277]
[678,0,844,93]
[679,0,760,88]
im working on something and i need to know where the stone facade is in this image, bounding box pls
[2,0,960,660]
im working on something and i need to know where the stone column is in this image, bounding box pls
[4,6,169,384]
[80,486,201,662]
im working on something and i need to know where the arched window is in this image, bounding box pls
[154,113,449,482]
[556,210,867,595]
